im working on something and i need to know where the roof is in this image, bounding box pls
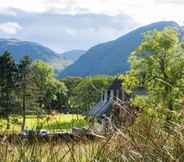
[108,79,122,91]
[88,78,130,118]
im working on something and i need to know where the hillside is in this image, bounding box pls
[61,50,86,62]
[0,38,69,71]
[60,21,181,78]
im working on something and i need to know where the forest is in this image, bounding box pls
[0,51,113,132]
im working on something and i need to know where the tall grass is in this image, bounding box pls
[1,114,184,162]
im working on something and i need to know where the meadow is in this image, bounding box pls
[0,114,88,133]
[1,115,184,162]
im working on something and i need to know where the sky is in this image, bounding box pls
[0,0,183,53]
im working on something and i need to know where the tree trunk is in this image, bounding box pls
[6,116,10,129]
[21,94,26,131]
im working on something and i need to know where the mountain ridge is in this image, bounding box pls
[0,38,70,72]
[59,21,181,78]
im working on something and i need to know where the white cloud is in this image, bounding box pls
[155,0,184,4]
[0,0,183,25]
[0,0,46,13]
[0,0,183,51]
[0,8,17,16]
[0,12,135,52]
[0,22,22,34]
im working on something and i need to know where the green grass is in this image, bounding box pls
[0,114,88,133]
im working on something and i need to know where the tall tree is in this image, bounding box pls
[32,60,55,112]
[17,56,33,130]
[32,60,68,113]
[0,51,17,129]
[126,28,184,120]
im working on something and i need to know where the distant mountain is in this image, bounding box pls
[179,26,184,38]
[61,50,86,62]
[0,39,69,71]
[60,21,181,78]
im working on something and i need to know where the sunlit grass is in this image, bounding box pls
[0,114,88,133]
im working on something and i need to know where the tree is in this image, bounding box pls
[62,77,82,110]
[46,79,68,112]
[0,51,17,129]
[17,56,33,130]
[71,76,113,113]
[32,60,68,113]
[126,28,184,120]
[32,60,55,112]
[63,77,82,98]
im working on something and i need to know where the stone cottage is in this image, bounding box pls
[88,78,142,131]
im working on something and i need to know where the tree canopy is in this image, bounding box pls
[124,28,184,120]
[70,76,113,113]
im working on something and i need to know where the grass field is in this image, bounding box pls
[0,114,88,133]
[1,115,184,162]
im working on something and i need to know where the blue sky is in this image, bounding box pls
[0,0,183,52]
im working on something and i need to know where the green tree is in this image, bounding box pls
[0,51,17,129]
[62,77,82,109]
[71,76,113,113]
[32,60,68,113]
[46,79,68,112]
[32,60,55,112]
[127,28,184,120]
[17,56,33,130]
[63,77,82,97]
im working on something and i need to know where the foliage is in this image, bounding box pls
[62,77,82,111]
[32,60,68,112]
[125,28,184,121]
[17,56,35,130]
[32,60,55,89]
[70,76,113,113]
[0,51,18,129]
[119,72,140,94]
[62,77,82,97]
[0,54,70,130]
[46,79,68,112]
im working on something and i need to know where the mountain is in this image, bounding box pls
[0,38,69,71]
[60,21,181,78]
[179,26,184,38]
[61,50,86,62]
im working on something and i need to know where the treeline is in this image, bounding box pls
[63,76,113,113]
[0,51,113,130]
